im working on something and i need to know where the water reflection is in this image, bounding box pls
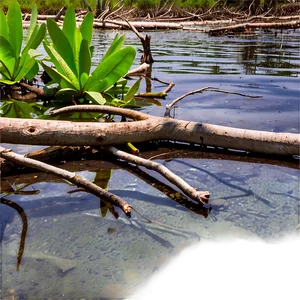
[1,159,299,298]
[92,29,299,76]
[1,28,299,299]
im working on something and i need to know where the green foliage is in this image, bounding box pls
[0,0,46,85]
[0,99,47,118]
[41,6,136,105]
[179,0,216,8]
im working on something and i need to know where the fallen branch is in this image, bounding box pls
[104,146,210,204]
[164,87,262,117]
[207,19,300,35]
[0,146,199,232]
[1,105,299,156]
[53,6,67,22]
[0,146,132,217]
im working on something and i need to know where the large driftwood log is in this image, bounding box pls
[0,106,299,155]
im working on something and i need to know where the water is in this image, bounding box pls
[1,29,299,299]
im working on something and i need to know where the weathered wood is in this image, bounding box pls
[0,107,299,155]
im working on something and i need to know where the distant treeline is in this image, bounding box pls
[0,0,295,13]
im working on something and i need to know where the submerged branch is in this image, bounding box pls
[0,146,132,217]
[104,146,210,204]
[1,198,28,271]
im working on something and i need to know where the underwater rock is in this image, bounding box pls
[100,284,130,299]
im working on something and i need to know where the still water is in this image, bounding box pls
[1,29,299,299]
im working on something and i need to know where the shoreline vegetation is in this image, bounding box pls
[1,1,300,32]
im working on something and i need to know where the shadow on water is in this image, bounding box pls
[1,29,299,299]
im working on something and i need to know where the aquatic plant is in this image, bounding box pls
[0,0,46,85]
[40,6,136,105]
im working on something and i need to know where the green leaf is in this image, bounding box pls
[84,91,106,105]
[40,61,77,90]
[46,18,77,76]
[44,43,80,90]
[80,72,89,90]
[42,40,64,75]
[0,10,9,41]
[62,6,76,49]
[14,50,41,82]
[86,46,136,92]
[79,39,91,79]
[73,27,82,75]
[101,33,125,62]
[80,12,94,46]
[22,23,46,57]
[0,36,16,76]
[7,0,23,59]
[123,78,141,103]
[26,4,38,43]
[20,24,46,73]
[94,169,112,190]
[24,60,39,80]
[55,88,78,101]
[0,78,17,85]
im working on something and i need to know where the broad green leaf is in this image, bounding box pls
[22,23,46,57]
[62,6,76,51]
[55,88,78,100]
[79,39,91,79]
[7,0,23,58]
[80,12,93,46]
[0,10,9,41]
[14,50,42,82]
[26,4,38,43]
[46,18,77,76]
[80,72,89,90]
[101,33,125,62]
[0,78,17,85]
[123,78,141,103]
[84,91,106,105]
[0,36,16,75]
[44,43,80,90]
[24,60,39,79]
[73,27,82,75]
[86,46,136,92]
[40,61,77,90]
[106,85,130,95]
[43,41,64,75]
[0,65,11,80]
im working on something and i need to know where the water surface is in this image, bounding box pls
[1,28,299,299]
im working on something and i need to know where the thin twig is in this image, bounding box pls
[104,146,210,204]
[0,146,132,217]
[165,87,262,117]
[1,198,28,271]
[149,150,182,161]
